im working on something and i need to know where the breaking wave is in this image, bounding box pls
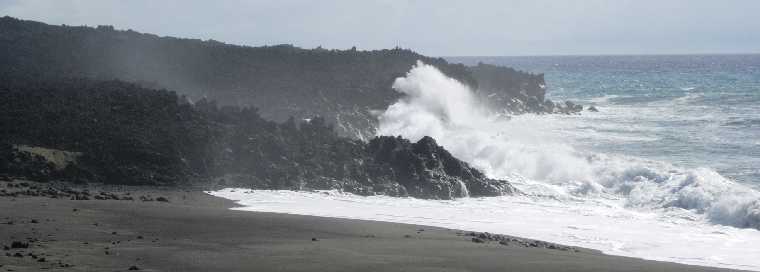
[376,61,760,230]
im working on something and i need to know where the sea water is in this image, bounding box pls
[210,55,760,270]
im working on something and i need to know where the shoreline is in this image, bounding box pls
[0,180,740,271]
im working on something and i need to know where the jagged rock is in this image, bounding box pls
[10,241,29,248]
[563,101,583,114]
[0,58,520,202]
[468,63,587,115]
[367,136,515,199]
[587,106,599,112]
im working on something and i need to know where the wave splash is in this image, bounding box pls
[377,61,760,230]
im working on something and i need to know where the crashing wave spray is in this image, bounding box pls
[377,61,760,229]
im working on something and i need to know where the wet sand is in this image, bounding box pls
[0,181,739,272]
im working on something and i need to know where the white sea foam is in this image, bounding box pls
[211,61,760,270]
[588,94,620,104]
[375,61,760,229]
[210,189,760,271]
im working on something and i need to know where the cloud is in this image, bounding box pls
[2,0,759,55]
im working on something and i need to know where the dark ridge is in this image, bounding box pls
[0,16,560,140]
[0,78,514,199]
[468,63,584,114]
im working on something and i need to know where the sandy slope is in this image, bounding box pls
[0,181,738,272]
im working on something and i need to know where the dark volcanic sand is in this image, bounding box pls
[0,181,741,271]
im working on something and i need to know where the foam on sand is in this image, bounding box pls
[212,62,760,270]
[210,189,760,271]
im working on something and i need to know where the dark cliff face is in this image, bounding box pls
[0,16,550,139]
[0,17,532,199]
[468,63,583,114]
[0,78,514,199]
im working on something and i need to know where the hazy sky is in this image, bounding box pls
[1,0,758,56]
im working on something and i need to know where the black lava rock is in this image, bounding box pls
[10,241,29,248]
[367,136,516,199]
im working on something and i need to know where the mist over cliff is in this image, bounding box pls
[0,16,568,140]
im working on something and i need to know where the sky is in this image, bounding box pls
[1,0,759,56]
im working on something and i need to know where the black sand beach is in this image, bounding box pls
[0,180,739,272]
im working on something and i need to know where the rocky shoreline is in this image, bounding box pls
[0,16,593,202]
[1,86,515,200]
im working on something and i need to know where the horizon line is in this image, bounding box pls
[442,52,760,58]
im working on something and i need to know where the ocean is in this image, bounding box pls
[211,55,760,270]
[453,54,760,188]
